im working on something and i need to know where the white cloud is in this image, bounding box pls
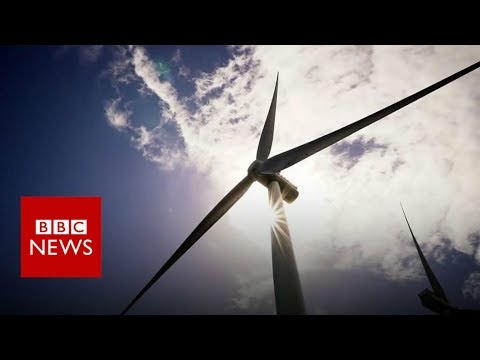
[462,272,480,300]
[104,46,136,88]
[104,45,480,311]
[130,46,189,123]
[104,98,130,130]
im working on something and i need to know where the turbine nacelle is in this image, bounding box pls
[248,159,299,204]
[418,288,455,317]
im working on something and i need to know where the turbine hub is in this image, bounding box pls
[247,159,299,203]
[247,159,264,178]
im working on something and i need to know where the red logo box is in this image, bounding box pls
[20,196,102,278]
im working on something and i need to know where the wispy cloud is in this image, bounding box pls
[229,274,274,313]
[103,45,480,311]
[80,45,104,64]
[172,48,182,64]
[103,45,137,90]
[105,98,130,130]
[462,271,480,300]
[178,65,190,78]
[170,48,191,78]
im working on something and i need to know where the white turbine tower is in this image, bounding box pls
[122,60,480,315]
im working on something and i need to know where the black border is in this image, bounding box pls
[3,315,476,350]
[2,6,479,44]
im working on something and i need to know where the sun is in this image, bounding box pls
[268,184,291,257]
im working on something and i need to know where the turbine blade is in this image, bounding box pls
[400,203,449,303]
[260,61,480,173]
[256,73,279,161]
[121,175,254,315]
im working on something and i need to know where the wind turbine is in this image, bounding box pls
[400,204,480,317]
[121,60,480,315]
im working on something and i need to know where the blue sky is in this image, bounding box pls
[1,45,479,314]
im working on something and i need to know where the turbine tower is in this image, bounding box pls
[121,60,480,315]
[254,74,304,314]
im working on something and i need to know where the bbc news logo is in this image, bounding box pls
[33,220,92,256]
[21,197,101,278]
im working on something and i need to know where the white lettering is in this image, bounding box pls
[47,239,58,255]
[53,220,69,234]
[28,238,93,256]
[36,220,51,235]
[59,239,83,255]
[82,239,93,255]
[30,239,45,255]
[71,220,87,234]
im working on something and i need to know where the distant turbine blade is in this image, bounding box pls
[256,72,279,161]
[400,203,449,303]
[121,175,254,315]
[260,61,480,173]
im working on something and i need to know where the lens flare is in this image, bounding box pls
[155,60,175,84]
[269,182,291,256]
